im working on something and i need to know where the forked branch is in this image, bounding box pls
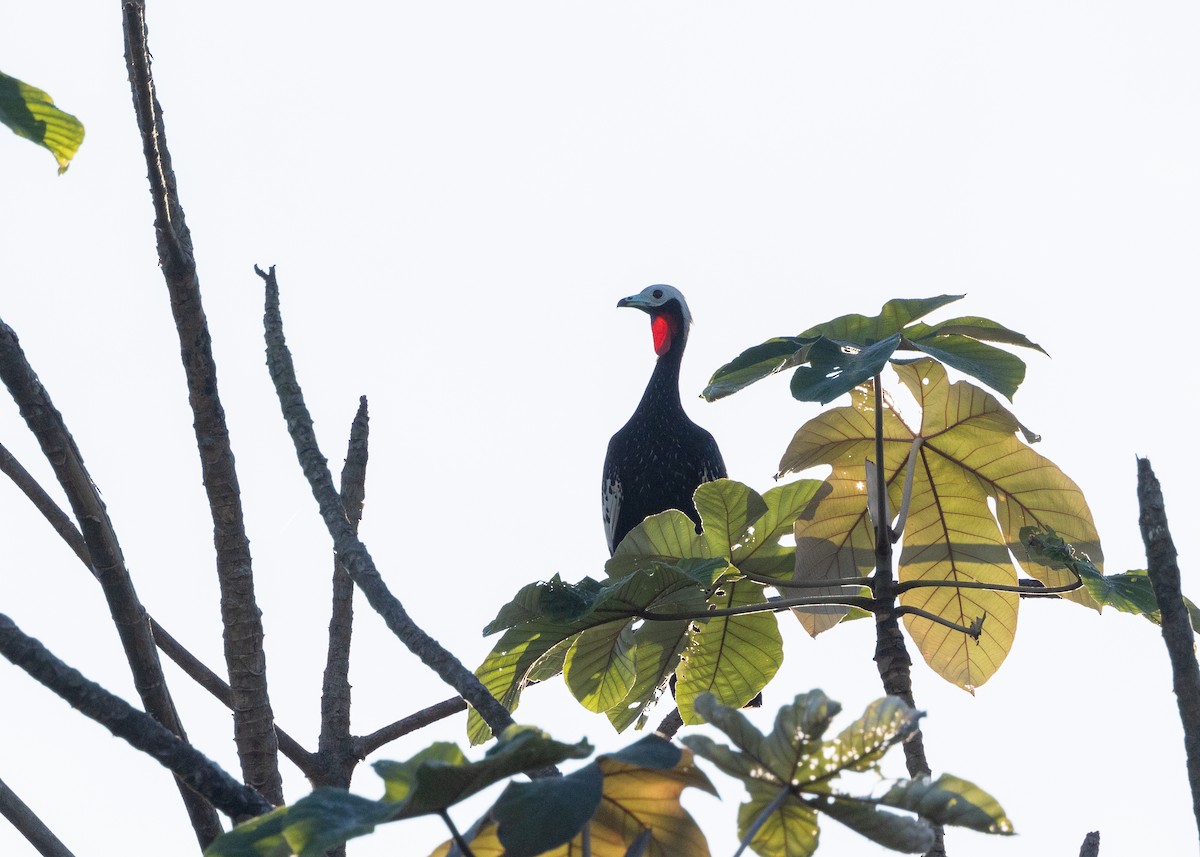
[256,265,518,741]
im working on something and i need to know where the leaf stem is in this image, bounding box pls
[739,570,875,589]
[439,810,475,857]
[638,595,876,622]
[892,607,985,640]
[895,576,1081,596]
[734,786,791,857]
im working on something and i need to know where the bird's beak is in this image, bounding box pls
[616,295,650,312]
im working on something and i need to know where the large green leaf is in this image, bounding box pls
[468,617,581,744]
[799,295,965,342]
[0,70,84,173]
[564,566,707,714]
[780,360,1102,690]
[610,480,795,722]
[676,576,782,724]
[705,295,1046,404]
[786,385,908,636]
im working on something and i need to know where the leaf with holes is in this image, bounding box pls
[780,360,1101,691]
[683,692,1010,857]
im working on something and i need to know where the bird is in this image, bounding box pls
[602,284,727,556]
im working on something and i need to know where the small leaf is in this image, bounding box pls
[0,70,84,173]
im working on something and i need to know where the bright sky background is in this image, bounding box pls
[3,3,1199,856]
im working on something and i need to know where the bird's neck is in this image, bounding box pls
[634,332,688,418]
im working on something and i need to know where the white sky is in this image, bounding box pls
[2,3,1198,855]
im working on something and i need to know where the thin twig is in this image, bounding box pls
[896,576,1082,596]
[0,774,76,857]
[0,613,272,821]
[0,319,223,843]
[739,570,874,590]
[256,265,518,744]
[151,622,320,777]
[1137,457,1200,841]
[892,606,984,640]
[122,0,283,806]
[638,594,876,622]
[438,810,475,857]
[353,697,468,759]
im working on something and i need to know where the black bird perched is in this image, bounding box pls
[602,285,726,555]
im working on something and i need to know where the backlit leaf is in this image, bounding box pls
[780,360,1102,689]
[0,70,84,173]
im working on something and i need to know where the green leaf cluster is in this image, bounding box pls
[204,726,592,857]
[469,479,824,742]
[0,70,84,173]
[205,731,715,857]
[683,692,1013,857]
[703,295,1045,404]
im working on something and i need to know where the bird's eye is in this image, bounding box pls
[652,289,663,299]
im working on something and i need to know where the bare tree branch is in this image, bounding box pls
[1137,457,1200,842]
[0,613,272,821]
[255,264,517,740]
[315,399,371,791]
[120,0,282,806]
[0,774,76,857]
[0,440,320,781]
[0,319,222,844]
[353,697,468,759]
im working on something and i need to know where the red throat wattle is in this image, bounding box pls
[651,314,672,356]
